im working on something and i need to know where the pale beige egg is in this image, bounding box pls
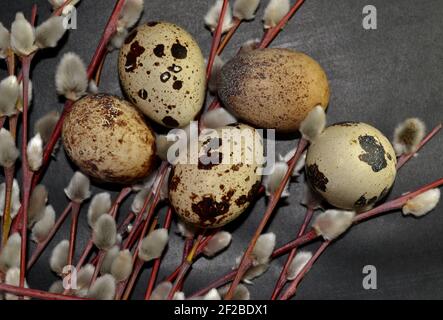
[62,94,156,184]
[305,122,397,211]
[218,48,330,133]
[169,124,264,228]
[118,21,206,128]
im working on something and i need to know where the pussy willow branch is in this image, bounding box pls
[191,176,443,298]
[216,17,241,55]
[0,283,89,300]
[259,0,306,48]
[271,205,315,299]
[144,208,173,300]
[27,202,73,270]
[280,240,330,300]
[224,138,309,299]
[206,0,229,82]
[396,123,442,169]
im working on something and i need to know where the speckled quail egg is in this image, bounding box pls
[218,48,330,133]
[305,122,397,211]
[169,123,264,228]
[118,21,206,128]
[62,94,156,184]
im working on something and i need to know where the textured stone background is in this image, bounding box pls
[0,0,442,299]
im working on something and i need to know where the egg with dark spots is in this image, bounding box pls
[118,22,206,128]
[218,48,330,133]
[305,122,397,211]
[169,124,264,228]
[62,94,156,184]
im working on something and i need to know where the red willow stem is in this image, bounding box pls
[109,187,132,218]
[0,283,89,300]
[117,211,135,234]
[67,202,81,267]
[190,176,443,297]
[396,123,442,170]
[19,54,34,289]
[280,240,331,300]
[216,17,241,55]
[270,206,315,300]
[167,234,205,300]
[206,0,229,81]
[27,202,73,270]
[259,0,306,48]
[52,0,75,16]
[32,0,126,186]
[224,138,308,299]
[2,167,15,246]
[144,207,173,300]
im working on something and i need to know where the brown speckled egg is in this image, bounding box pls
[169,124,264,228]
[118,21,206,128]
[62,94,156,184]
[306,122,397,211]
[218,48,330,133]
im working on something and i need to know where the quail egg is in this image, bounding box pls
[118,21,206,128]
[62,94,156,184]
[305,122,397,211]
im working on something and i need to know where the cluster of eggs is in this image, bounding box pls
[62,21,397,229]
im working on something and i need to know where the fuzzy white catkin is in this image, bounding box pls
[393,118,426,155]
[299,105,326,142]
[205,0,234,34]
[10,12,36,56]
[35,16,66,48]
[0,23,10,58]
[313,209,356,240]
[263,0,290,29]
[49,280,64,294]
[243,263,269,282]
[286,251,312,280]
[28,184,48,227]
[176,220,195,238]
[109,28,128,51]
[50,239,69,274]
[150,281,172,300]
[31,205,56,243]
[203,231,232,257]
[87,192,112,228]
[110,250,133,282]
[5,268,29,300]
[234,0,260,20]
[0,76,20,117]
[138,228,169,261]
[93,214,117,250]
[239,38,260,53]
[35,110,60,144]
[208,55,225,93]
[252,232,276,265]
[218,283,250,300]
[87,274,116,300]
[0,128,19,168]
[204,288,221,300]
[27,133,43,171]
[0,179,21,219]
[262,162,290,197]
[74,264,95,296]
[402,189,441,217]
[201,108,237,129]
[0,233,21,272]
[55,52,88,101]
[17,79,33,112]
[49,0,67,9]
[64,171,91,203]
[118,0,144,31]
[100,245,119,275]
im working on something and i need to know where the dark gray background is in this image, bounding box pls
[1,0,442,299]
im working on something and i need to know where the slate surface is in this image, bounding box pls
[0,0,442,299]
